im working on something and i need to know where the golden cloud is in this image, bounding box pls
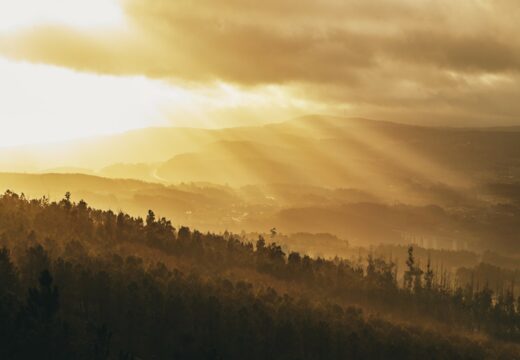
[1,0,520,124]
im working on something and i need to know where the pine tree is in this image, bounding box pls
[404,246,415,291]
[424,255,434,291]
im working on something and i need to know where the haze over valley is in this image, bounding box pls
[1,1,520,358]
[3,115,520,256]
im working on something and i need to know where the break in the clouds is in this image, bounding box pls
[0,55,324,147]
[1,0,520,125]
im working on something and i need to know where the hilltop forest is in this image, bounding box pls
[3,0,520,355]
[0,190,519,359]
[3,117,520,257]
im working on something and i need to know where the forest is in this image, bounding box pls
[3,0,520,357]
[0,190,519,359]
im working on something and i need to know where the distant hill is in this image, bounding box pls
[3,116,520,185]
[1,171,520,255]
[0,127,217,171]
[98,162,158,182]
[2,116,520,255]
[148,116,520,195]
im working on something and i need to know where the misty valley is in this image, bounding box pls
[0,117,519,358]
[2,0,520,357]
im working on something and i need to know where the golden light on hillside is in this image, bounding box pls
[0,53,325,149]
[0,2,520,358]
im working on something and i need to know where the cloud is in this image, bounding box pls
[1,0,520,125]
[386,31,520,73]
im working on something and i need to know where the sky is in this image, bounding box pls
[0,0,519,146]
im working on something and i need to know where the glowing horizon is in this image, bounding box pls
[0,0,519,148]
[0,0,330,148]
[0,53,328,148]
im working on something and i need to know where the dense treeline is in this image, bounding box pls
[0,191,519,359]
[5,247,518,359]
